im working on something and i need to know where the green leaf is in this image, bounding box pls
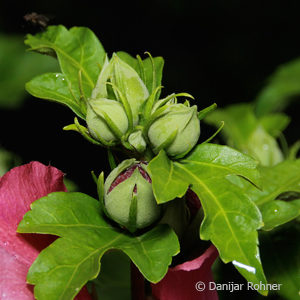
[260,200,300,231]
[259,113,290,138]
[205,103,284,166]
[26,73,85,119]
[231,160,300,206]
[17,192,179,300]
[255,57,300,116]
[25,25,106,108]
[0,33,58,109]
[227,160,300,231]
[148,144,267,294]
[116,51,164,97]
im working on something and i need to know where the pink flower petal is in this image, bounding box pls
[0,161,66,229]
[151,245,219,300]
[0,162,91,300]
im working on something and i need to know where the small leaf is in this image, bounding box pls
[148,144,267,293]
[18,192,179,300]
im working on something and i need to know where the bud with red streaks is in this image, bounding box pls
[104,159,161,232]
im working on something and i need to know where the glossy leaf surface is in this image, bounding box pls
[228,160,300,230]
[18,192,179,300]
[26,72,85,119]
[148,144,267,294]
[25,25,106,117]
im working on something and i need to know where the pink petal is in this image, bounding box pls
[0,162,91,300]
[151,245,219,300]
[0,161,66,230]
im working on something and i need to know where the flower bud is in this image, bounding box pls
[148,104,200,157]
[104,159,161,232]
[86,98,128,143]
[128,130,147,153]
[111,54,149,125]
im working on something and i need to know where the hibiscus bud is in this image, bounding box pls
[128,130,147,153]
[148,104,200,157]
[104,159,161,232]
[86,98,128,143]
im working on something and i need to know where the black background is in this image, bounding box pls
[0,1,299,299]
[0,1,299,192]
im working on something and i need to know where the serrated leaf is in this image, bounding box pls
[26,72,85,119]
[25,25,106,112]
[148,144,267,294]
[255,57,300,116]
[205,103,284,166]
[17,192,179,300]
[116,51,164,97]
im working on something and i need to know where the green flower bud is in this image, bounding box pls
[111,54,149,125]
[128,130,147,153]
[104,159,161,232]
[148,104,200,157]
[86,98,128,143]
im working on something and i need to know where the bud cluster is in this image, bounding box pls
[83,53,204,232]
[83,53,201,159]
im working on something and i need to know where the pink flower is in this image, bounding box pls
[0,161,91,299]
[131,245,219,300]
[151,245,219,300]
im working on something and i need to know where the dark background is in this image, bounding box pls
[0,0,299,192]
[0,1,299,299]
